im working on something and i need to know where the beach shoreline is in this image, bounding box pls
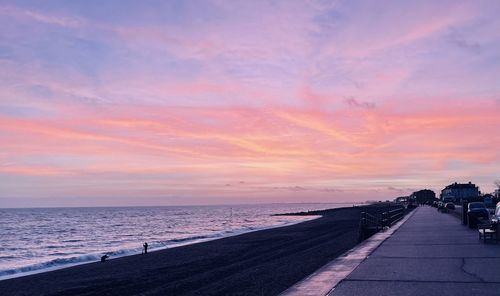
[0,214,322,282]
[0,203,399,296]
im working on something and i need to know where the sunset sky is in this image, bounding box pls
[1,0,499,207]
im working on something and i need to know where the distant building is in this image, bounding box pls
[440,182,480,203]
[410,189,436,204]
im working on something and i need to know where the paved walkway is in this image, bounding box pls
[330,206,500,296]
[281,209,415,296]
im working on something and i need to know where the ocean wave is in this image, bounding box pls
[0,234,222,279]
[0,205,329,281]
[62,239,82,243]
[0,227,268,280]
[0,256,16,260]
[169,235,211,243]
[0,254,100,277]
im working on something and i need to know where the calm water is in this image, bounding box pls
[0,203,355,280]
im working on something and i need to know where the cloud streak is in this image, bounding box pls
[1,0,500,205]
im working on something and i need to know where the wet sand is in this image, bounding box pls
[0,204,398,296]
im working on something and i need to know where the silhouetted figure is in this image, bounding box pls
[100,255,109,262]
[143,242,148,254]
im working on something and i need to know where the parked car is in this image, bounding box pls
[437,202,445,212]
[445,203,455,210]
[467,202,489,228]
[442,197,454,204]
[492,202,500,223]
[432,201,438,208]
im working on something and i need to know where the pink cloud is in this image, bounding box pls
[2,1,500,203]
[2,97,498,187]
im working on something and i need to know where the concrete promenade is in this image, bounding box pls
[330,206,500,296]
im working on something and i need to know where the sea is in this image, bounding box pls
[0,203,357,280]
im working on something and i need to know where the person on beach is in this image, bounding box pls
[100,255,109,262]
[143,242,148,254]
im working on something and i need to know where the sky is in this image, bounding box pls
[1,0,500,207]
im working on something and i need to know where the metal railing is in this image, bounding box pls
[381,207,405,227]
[358,206,405,241]
[359,212,382,231]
